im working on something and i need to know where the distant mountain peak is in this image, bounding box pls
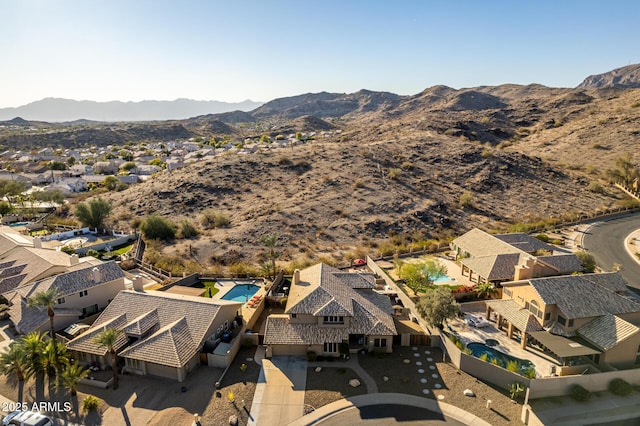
[577,63,640,89]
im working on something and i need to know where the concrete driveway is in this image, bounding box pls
[248,356,307,426]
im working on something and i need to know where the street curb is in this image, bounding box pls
[624,230,640,266]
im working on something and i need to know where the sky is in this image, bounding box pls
[1,0,639,108]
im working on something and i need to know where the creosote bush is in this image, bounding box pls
[608,378,632,396]
[569,383,591,402]
[199,209,230,229]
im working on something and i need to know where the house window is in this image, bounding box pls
[568,319,574,327]
[57,297,66,305]
[557,315,566,326]
[544,313,550,321]
[323,316,344,324]
[291,314,297,319]
[374,338,387,348]
[79,290,88,297]
[126,358,143,370]
[323,342,338,353]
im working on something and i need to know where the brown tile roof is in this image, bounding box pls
[494,233,556,254]
[452,228,521,257]
[536,255,584,274]
[485,299,544,332]
[526,274,640,319]
[67,290,241,367]
[577,314,640,351]
[460,253,525,281]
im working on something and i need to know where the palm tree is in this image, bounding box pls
[42,340,69,386]
[18,332,47,379]
[58,362,89,396]
[94,328,123,390]
[475,282,498,300]
[28,288,62,342]
[260,233,279,280]
[0,344,29,382]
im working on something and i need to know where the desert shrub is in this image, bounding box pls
[608,378,633,396]
[401,161,414,170]
[535,233,549,243]
[199,209,230,229]
[82,395,99,412]
[85,249,100,259]
[631,102,640,108]
[481,149,494,158]
[119,258,136,270]
[569,384,591,402]
[140,214,176,241]
[459,191,475,209]
[387,168,402,179]
[588,181,605,194]
[60,245,76,255]
[551,239,563,245]
[178,219,199,239]
[576,250,596,273]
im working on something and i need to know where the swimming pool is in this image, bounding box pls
[8,222,29,227]
[432,274,456,283]
[220,284,260,303]
[467,342,535,374]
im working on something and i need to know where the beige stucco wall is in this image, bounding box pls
[58,278,126,314]
[146,361,179,381]
[601,332,640,369]
[367,335,393,353]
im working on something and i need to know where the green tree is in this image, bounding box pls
[18,332,47,379]
[66,156,76,166]
[0,344,29,383]
[140,214,176,241]
[58,362,89,396]
[120,161,137,173]
[102,175,120,191]
[178,219,199,239]
[0,201,12,215]
[509,382,525,400]
[399,258,447,293]
[94,328,123,390]
[260,233,279,280]
[49,161,67,171]
[295,132,303,141]
[149,158,166,168]
[576,250,596,273]
[33,189,65,206]
[41,340,69,385]
[74,197,112,229]
[606,153,639,186]
[415,287,460,328]
[0,179,26,207]
[260,134,271,143]
[27,289,62,342]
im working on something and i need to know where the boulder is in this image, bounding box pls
[315,367,322,373]
[383,376,389,382]
[349,379,361,388]
[463,389,475,397]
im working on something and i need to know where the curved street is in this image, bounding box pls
[581,213,640,293]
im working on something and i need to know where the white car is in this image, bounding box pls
[465,315,490,328]
[2,411,53,426]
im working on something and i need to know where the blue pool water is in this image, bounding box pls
[467,342,535,374]
[432,274,456,283]
[221,284,260,303]
[8,222,29,227]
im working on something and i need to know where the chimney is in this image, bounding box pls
[70,254,79,265]
[33,237,42,249]
[293,269,300,286]
[132,276,144,292]
[514,257,535,281]
[92,267,101,283]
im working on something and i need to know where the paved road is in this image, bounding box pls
[582,213,640,292]
[314,404,465,426]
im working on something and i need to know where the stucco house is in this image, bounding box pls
[485,272,640,369]
[450,228,583,286]
[67,290,242,382]
[264,263,397,358]
[4,261,127,335]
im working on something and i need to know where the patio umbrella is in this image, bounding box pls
[353,258,366,266]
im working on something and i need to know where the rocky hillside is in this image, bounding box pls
[577,63,640,89]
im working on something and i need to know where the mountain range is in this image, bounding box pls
[0,98,263,122]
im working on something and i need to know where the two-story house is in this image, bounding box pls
[264,263,397,358]
[486,273,640,369]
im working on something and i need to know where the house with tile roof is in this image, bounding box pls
[5,261,127,335]
[485,272,640,369]
[264,263,397,358]
[450,228,583,286]
[67,290,242,382]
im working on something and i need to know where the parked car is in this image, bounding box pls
[465,315,490,328]
[2,411,53,426]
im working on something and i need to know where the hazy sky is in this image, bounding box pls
[1,0,638,108]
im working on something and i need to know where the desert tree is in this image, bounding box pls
[606,153,639,187]
[75,197,112,230]
[140,214,176,241]
[415,286,460,328]
[94,328,123,390]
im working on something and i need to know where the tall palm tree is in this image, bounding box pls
[27,288,62,342]
[0,344,29,382]
[94,328,122,390]
[260,233,279,280]
[18,332,47,379]
[42,340,69,386]
[58,362,89,396]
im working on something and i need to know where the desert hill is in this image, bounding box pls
[578,63,640,89]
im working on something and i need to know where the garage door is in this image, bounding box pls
[270,345,308,357]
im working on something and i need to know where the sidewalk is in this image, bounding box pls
[624,229,640,265]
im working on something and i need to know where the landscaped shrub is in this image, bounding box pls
[569,383,591,402]
[82,395,99,412]
[307,351,317,362]
[535,234,549,243]
[523,367,536,379]
[609,378,633,396]
[506,360,521,373]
